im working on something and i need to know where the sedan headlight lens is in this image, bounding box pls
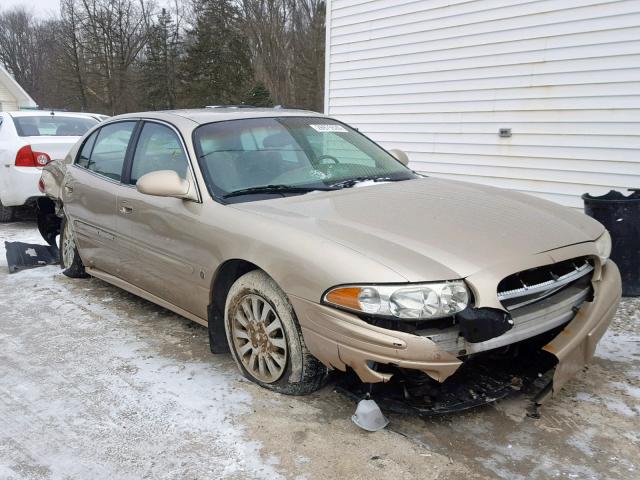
[323,281,470,320]
[594,230,612,263]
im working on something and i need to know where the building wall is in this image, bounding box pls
[0,79,19,112]
[325,0,640,207]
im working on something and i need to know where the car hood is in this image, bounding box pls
[232,177,604,281]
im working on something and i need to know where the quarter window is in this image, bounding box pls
[130,122,189,185]
[80,121,136,181]
[76,130,99,168]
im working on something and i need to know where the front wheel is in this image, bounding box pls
[224,270,327,395]
[59,216,89,278]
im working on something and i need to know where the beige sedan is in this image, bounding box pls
[40,108,621,401]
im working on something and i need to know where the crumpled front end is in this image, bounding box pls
[36,160,68,246]
[541,261,621,399]
[293,242,622,404]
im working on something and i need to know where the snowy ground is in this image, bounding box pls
[0,220,638,480]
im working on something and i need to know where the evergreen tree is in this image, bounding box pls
[244,82,273,107]
[180,0,253,107]
[140,8,180,110]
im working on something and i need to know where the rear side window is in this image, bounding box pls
[13,115,97,137]
[79,121,136,181]
[129,122,189,185]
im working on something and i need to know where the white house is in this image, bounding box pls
[324,0,640,208]
[0,65,37,112]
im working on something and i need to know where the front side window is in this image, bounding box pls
[193,117,415,200]
[13,115,98,137]
[129,122,189,185]
[80,121,136,181]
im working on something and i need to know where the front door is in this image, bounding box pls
[115,121,209,318]
[64,121,137,275]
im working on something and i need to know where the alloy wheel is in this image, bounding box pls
[231,293,288,383]
[62,220,76,268]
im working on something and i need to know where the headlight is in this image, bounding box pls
[594,230,612,263]
[323,281,470,320]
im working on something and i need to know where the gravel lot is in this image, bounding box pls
[1,221,638,480]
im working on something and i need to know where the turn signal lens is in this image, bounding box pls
[323,281,470,320]
[324,287,361,311]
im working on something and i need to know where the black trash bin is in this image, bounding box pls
[582,189,640,296]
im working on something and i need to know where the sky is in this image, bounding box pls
[1,0,60,18]
[1,0,173,18]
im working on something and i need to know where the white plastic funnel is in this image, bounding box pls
[351,398,389,432]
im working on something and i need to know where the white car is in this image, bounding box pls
[0,111,102,222]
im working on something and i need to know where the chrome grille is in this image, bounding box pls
[415,257,595,355]
[417,281,590,355]
[497,257,594,311]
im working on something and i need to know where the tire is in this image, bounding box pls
[59,216,89,278]
[0,200,15,223]
[224,270,327,395]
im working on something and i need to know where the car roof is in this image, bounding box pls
[7,111,102,119]
[107,108,324,125]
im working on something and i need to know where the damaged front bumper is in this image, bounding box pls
[292,260,621,403]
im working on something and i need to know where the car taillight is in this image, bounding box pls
[15,145,51,167]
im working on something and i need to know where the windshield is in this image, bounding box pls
[13,115,98,137]
[193,117,416,200]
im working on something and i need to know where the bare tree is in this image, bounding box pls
[76,0,154,113]
[240,0,325,111]
[288,0,325,111]
[0,0,326,113]
[58,0,89,110]
[0,7,55,104]
[240,0,292,104]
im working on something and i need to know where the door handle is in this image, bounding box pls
[119,205,133,215]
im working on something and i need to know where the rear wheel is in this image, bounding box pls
[0,200,15,223]
[224,270,327,395]
[59,216,89,278]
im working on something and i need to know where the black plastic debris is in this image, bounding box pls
[336,327,560,417]
[5,241,59,273]
[457,307,513,343]
[583,189,640,296]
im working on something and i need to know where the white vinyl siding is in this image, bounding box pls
[0,66,37,111]
[325,0,640,208]
[0,80,18,112]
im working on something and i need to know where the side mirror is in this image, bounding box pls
[389,148,409,166]
[136,170,198,201]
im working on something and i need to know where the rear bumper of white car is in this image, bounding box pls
[0,166,43,207]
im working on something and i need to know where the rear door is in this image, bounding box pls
[114,120,208,316]
[64,120,138,275]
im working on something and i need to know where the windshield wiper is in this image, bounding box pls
[222,184,338,199]
[328,176,398,189]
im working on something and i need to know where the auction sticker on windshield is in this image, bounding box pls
[310,124,348,133]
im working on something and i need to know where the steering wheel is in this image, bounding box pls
[317,154,339,164]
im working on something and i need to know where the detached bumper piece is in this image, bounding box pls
[4,241,59,273]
